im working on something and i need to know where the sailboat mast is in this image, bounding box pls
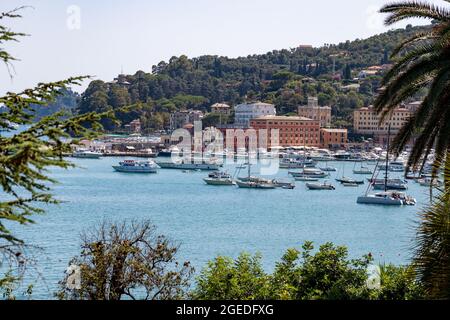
[385,125,391,193]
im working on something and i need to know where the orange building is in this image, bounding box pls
[320,128,348,150]
[250,115,320,148]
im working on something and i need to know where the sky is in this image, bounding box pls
[0,0,433,94]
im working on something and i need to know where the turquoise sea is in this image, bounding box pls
[8,156,430,299]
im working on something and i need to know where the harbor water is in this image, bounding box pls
[10,156,430,299]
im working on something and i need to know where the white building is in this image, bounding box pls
[234,102,276,128]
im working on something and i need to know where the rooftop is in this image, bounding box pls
[321,128,348,133]
[252,115,315,121]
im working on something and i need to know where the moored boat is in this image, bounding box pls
[203,171,235,186]
[112,159,159,173]
[306,181,335,190]
[72,149,103,159]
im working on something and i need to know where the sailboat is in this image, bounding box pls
[353,162,373,175]
[357,126,416,206]
[335,163,364,184]
[236,160,276,189]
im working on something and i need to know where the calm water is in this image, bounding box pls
[9,157,430,299]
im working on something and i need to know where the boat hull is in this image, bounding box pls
[235,180,276,189]
[203,178,235,186]
[157,162,220,171]
[357,196,403,205]
[112,166,158,173]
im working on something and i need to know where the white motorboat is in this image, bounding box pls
[295,176,320,182]
[203,172,235,186]
[113,159,159,173]
[306,182,335,190]
[72,149,102,159]
[156,158,221,171]
[289,168,329,179]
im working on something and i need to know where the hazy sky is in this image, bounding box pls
[0,0,432,94]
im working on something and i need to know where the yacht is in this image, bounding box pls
[417,177,443,187]
[357,126,416,206]
[113,159,159,173]
[158,146,180,157]
[306,181,335,190]
[72,149,102,159]
[335,177,364,185]
[156,158,221,171]
[370,178,408,190]
[272,179,296,189]
[320,166,337,172]
[357,191,416,206]
[203,171,235,186]
[289,168,329,179]
[295,176,320,182]
[236,162,276,189]
[353,166,373,175]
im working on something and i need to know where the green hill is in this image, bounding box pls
[76,24,430,131]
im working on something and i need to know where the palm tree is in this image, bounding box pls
[375,0,450,185]
[376,0,450,298]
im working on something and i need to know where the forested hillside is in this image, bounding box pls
[75,24,429,131]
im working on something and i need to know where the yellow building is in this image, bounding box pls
[353,106,412,144]
[298,97,332,128]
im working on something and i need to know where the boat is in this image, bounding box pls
[353,165,373,175]
[112,159,159,173]
[295,176,320,182]
[72,149,102,159]
[235,180,276,189]
[203,171,235,186]
[236,161,276,189]
[306,182,335,190]
[156,159,221,171]
[272,179,296,189]
[417,177,443,187]
[289,168,329,179]
[158,146,180,157]
[335,177,364,184]
[357,126,416,206]
[343,182,359,187]
[279,158,316,169]
[369,178,408,190]
[320,166,337,172]
[357,191,416,206]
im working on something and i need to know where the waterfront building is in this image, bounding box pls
[353,105,412,144]
[250,115,320,148]
[170,110,204,131]
[211,103,232,116]
[234,102,276,128]
[320,128,348,150]
[297,97,332,128]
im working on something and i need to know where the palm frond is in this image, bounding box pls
[375,55,448,113]
[381,1,450,25]
[391,31,438,57]
[413,188,450,298]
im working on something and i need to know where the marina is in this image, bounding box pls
[11,155,434,298]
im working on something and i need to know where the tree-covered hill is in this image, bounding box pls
[76,24,430,131]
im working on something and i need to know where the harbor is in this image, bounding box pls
[12,154,433,298]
